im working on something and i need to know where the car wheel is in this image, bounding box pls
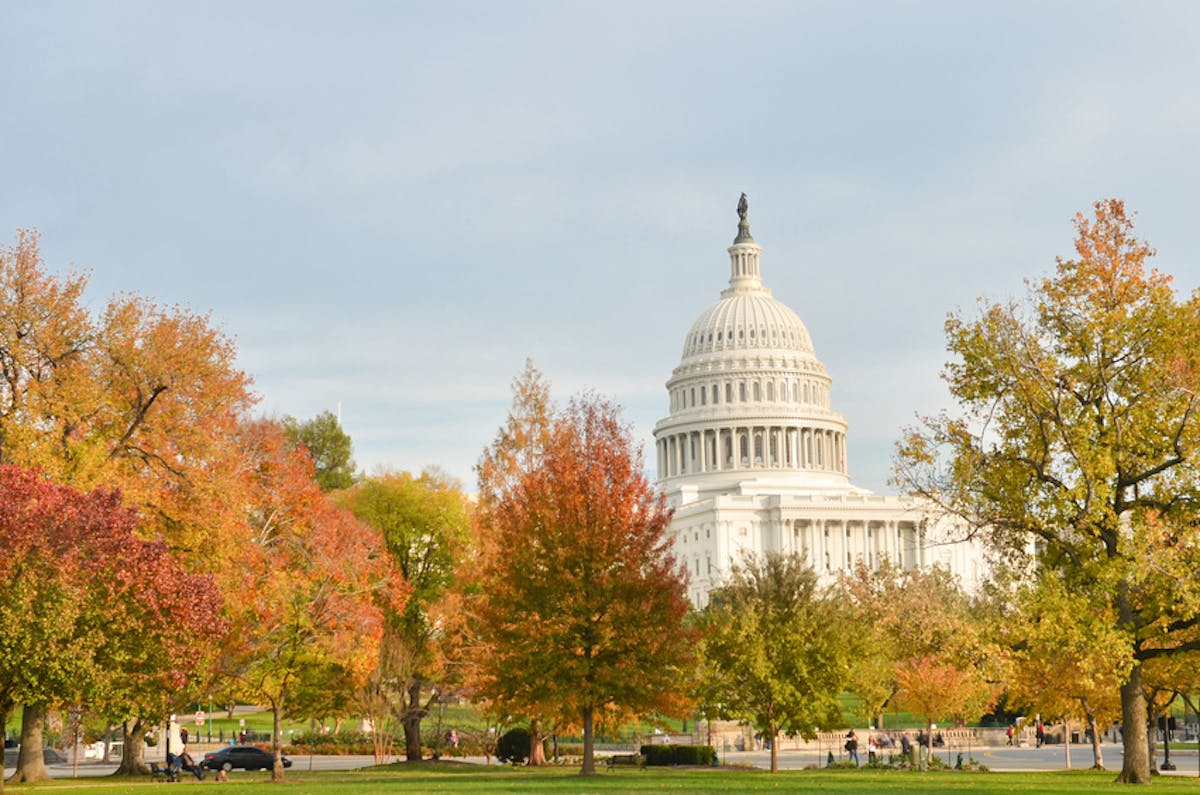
[222,762,232,772]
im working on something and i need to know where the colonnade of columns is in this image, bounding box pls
[657,425,847,479]
[775,518,924,573]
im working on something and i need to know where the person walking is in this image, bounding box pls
[1006,724,1014,746]
[1036,720,1045,748]
[845,729,860,766]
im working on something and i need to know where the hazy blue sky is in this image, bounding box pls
[4,2,1199,493]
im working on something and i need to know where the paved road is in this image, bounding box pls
[722,742,1200,775]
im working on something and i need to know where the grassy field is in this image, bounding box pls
[7,764,1200,794]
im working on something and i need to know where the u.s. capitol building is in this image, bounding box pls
[654,198,986,607]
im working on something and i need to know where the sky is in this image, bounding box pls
[3,2,1199,494]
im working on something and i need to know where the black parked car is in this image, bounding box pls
[201,746,291,771]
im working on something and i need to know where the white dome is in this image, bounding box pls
[654,199,858,498]
[681,289,815,360]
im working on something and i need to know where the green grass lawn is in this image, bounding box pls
[7,764,1200,794]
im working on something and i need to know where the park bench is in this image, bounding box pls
[605,753,643,769]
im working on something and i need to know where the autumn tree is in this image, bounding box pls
[0,230,255,771]
[220,420,406,781]
[334,469,471,760]
[471,359,556,764]
[0,465,219,785]
[839,560,997,734]
[282,409,357,491]
[999,574,1128,769]
[699,552,851,773]
[473,391,696,776]
[895,199,1200,784]
[892,655,991,758]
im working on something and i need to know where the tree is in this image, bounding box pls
[699,552,850,772]
[473,392,697,776]
[220,420,406,781]
[334,469,471,761]
[0,465,219,785]
[892,654,990,757]
[895,199,1200,784]
[282,410,356,491]
[0,230,257,774]
[839,560,998,734]
[471,359,556,765]
[1002,575,1129,769]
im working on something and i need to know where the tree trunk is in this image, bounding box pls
[269,699,286,783]
[528,717,548,766]
[402,681,423,761]
[1063,718,1071,770]
[114,717,148,775]
[1115,662,1151,784]
[1146,702,1159,776]
[580,708,595,776]
[8,704,51,783]
[769,724,778,773]
[1085,707,1104,770]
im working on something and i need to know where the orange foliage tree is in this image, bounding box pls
[219,420,407,781]
[471,360,556,763]
[473,389,697,776]
[0,230,256,771]
[892,654,993,758]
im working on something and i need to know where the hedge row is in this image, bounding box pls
[638,744,716,766]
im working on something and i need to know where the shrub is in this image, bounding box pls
[497,727,531,765]
[639,744,716,766]
[285,731,374,755]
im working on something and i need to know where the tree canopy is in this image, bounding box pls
[473,384,696,776]
[282,409,357,491]
[0,465,220,784]
[896,199,1200,783]
[219,420,406,781]
[700,552,850,772]
[335,469,471,760]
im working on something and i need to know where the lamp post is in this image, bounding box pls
[1162,716,1177,771]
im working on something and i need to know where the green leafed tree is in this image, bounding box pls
[895,199,1200,784]
[334,468,471,761]
[699,552,851,773]
[282,409,357,491]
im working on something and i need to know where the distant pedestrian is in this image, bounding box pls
[1035,721,1045,748]
[1006,724,1014,746]
[845,729,859,766]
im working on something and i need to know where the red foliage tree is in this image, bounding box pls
[0,464,220,785]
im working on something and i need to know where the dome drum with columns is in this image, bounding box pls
[655,196,987,607]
